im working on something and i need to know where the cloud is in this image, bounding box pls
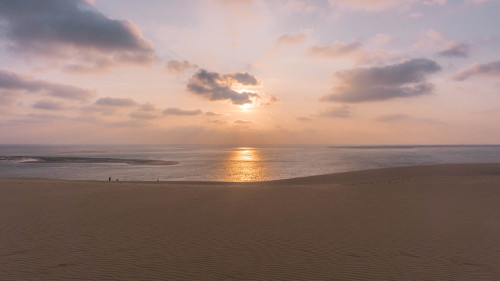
[186,69,261,105]
[226,72,259,85]
[279,0,319,14]
[166,60,197,73]
[415,30,472,59]
[205,111,223,116]
[329,0,447,11]
[208,119,228,125]
[0,69,94,100]
[94,97,137,107]
[234,119,253,124]
[129,103,159,119]
[277,32,307,45]
[308,41,362,57]
[321,58,441,103]
[307,40,395,64]
[329,0,413,11]
[374,113,444,125]
[437,42,471,58]
[261,95,280,105]
[0,0,156,70]
[0,92,21,114]
[319,106,351,118]
[163,107,203,116]
[373,113,410,122]
[409,13,424,19]
[297,116,312,121]
[267,30,311,55]
[452,60,500,81]
[129,111,158,120]
[33,99,65,110]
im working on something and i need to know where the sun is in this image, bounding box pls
[240,103,252,109]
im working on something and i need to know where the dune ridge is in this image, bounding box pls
[1,163,500,280]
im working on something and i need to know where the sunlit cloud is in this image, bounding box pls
[166,60,197,73]
[414,30,472,58]
[277,32,308,45]
[452,60,500,81]
[322,58,441,103]
[308,41,362,57]
[308,39,397,65]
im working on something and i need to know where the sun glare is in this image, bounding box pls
[240,103,252,109]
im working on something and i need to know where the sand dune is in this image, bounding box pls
[1,163,500,280]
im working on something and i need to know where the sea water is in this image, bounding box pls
[1,144,500,182]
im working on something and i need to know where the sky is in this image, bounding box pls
[1,0,500,145]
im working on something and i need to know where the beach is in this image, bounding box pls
[1,163,500,280]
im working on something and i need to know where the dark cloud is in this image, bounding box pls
[95,97,137,107]
[452,60,500,81]
[33,99,65,110]
[437,43,470,58]
[226,72,259,85]
[0,0,155,68]
[319,106,351,118]
[166,60,196,73]
[163,107,202,116]
[321,58,441,103]
[308,41,362,57]
[186,69,260,105]
[0,69,94,100]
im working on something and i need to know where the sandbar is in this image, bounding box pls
[0,156,179,165]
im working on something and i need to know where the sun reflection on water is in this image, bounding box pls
[221,147,266,182]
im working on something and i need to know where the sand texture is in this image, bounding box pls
[1,163,500,280]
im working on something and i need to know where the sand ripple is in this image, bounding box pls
[1,164,500,280]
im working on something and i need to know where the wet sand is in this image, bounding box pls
[1,163,500,280]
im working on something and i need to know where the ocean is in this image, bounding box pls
[1,144,500,182]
